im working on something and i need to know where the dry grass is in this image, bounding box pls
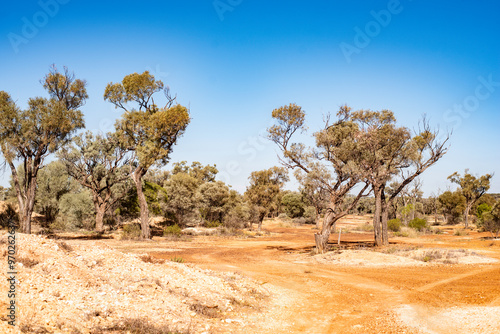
[90,317,187,334]
[189,302,220,318]
[139,255,165,264]
[17,256,40,268]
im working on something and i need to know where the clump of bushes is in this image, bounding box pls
[408,217,427,231]
[388,218,401,232]
[163,224,182,236]
[394,226,419,238]
[205,220,222,228]
[121,223,141,240]
[303,206,317,224]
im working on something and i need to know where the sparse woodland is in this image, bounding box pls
[0,66,499,250]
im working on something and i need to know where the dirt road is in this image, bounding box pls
[136,220,500,333]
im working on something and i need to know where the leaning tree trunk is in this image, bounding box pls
[314,211,334,254]
[315,210,322,230]
[132,167,150,239]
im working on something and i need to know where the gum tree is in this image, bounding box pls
[448,170,493,229]
[268,104,370,253]
[0,66,87,233]
[59,131,131,232]
[104,71,190,239]
[354,111,449,245]
[245,167,289,231]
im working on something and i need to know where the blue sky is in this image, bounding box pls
[1,0,499,196]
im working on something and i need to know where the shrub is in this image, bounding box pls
[293,217,307,225]
[387,218,401,232]
[171,256,184,263]
[395,226,419,238]
[454,228,469,236]
[121,223,141,240]
[408,217,427,231]
[278,213,289,219]
[163,224,182,236]
[303,206,317,224]
[205,220,222,228]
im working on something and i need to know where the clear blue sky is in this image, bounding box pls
[1,0,499,196]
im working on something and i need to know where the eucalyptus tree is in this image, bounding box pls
[0,66,87,233]
[268,104,370,253]
[245,167,289,231]
[59,131,131,232]
[295,166,331,229]
[354,111,449,245]
[448,170,493,229]
[104,71,190,239]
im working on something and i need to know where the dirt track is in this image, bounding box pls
[113,219,500,333]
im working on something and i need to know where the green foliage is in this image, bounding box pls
[0,66,87,233]
[481,201,500,238]
[438,190,465,224]
[144,181,167,216]
[171,161,218,184]
[245,167,289,224]
[303,206,317,224]
[58,131,131,230]
[106,72,191,170]
[162,172,199,226]
[448,170,493,227]
[171,256,184,263]
[197,181,232,223]
[163,224,182,236]
[223,202,258,229]
[57,189,95,230]
[281,192,306,218]
[121,224,142,240]
[35,160,75,226]
[408,217,427,231]
[205,220,222,228]
[388,218,402,232]
[477,203,492,222]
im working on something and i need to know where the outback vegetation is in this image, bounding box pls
[1,66,499,333]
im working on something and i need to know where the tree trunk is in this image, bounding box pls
[373,185,383,247]
[381,200,390,246]
[315,212,321,230]
[315,211,334,254]
[95,205,106,233]
[132,167,150,239]
[464,203,472,229]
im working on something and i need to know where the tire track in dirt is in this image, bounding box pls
[415,266,498,292]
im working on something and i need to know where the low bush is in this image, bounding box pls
[293,217,307,225]
[394,226,419,238]
[205,220,222,228]
[121,223,141,240]
[278,213,289,220]
[163,224,182,236]
[409,217,427,231]
[388,218,401,232]
[303,206,317,224]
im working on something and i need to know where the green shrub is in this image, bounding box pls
[408,217,427,231]
[171,256,184,263]
[163,224,182,236]
[303,206,317,224]
[388,218,401,232]
[205,220,222,228]
[121,223,141,240]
